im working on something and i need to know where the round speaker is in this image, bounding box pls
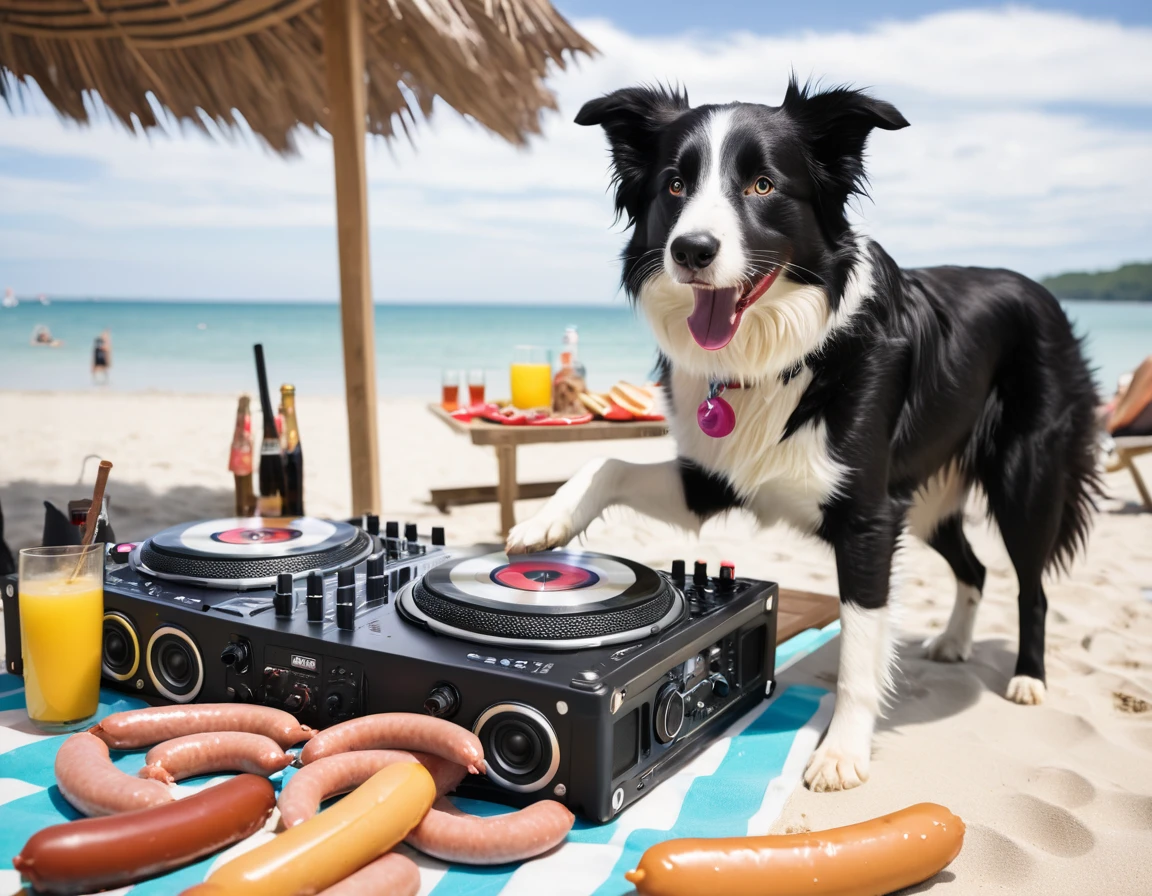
[146,626,204,703]
[473,703,559,793]
[101,612,139,681]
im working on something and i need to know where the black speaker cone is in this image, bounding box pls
[101,613,139,681]
[146,627,203,702]
[474,704,558,793]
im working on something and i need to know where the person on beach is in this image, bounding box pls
[1100,355,1152,437]
[91,330,111,385]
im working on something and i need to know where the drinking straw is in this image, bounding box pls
[68,460,112,583]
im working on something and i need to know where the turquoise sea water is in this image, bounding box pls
[1,299,1149,399]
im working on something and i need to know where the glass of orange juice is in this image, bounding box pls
[510,346,552,410]
[18,544,104,732]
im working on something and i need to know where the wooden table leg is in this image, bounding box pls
[496,445,518,537]
[1123,453,1152,510]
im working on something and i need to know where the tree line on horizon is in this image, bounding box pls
[1042,262,1152,302]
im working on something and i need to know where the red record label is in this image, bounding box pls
[491,560,599,592]
[211,526,302,545]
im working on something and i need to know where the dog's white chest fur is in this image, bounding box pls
[664,367,847,532]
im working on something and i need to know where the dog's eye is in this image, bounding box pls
[747,176,773,196]
[668,177,684,196]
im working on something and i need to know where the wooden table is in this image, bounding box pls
[428,404,669,536]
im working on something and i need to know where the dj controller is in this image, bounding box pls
[2,517,779,822]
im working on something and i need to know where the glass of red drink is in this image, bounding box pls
[442,369,461,411]
[468,369,485,406]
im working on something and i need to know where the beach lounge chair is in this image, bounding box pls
[1107,436,1152,510]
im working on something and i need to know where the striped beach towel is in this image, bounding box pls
[0,623,838,895]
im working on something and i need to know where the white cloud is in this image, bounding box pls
[1,6,1150,300]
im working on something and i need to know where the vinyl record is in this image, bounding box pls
[158,517,339,557]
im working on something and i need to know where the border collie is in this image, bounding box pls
[506,79,1100,791]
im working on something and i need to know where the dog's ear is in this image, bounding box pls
[576,85,689,223]
[782,77,908,228]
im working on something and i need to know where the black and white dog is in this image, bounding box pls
[506,79,1100,791]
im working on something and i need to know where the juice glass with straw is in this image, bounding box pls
[510,346,552,410]
[18,544,104,732]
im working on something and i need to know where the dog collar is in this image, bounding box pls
[697,380,742,438]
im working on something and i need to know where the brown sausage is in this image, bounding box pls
[54,732,173,817]
[315,852,421,896]
[624,802,966,896]
[139,732,293,784]
[406,798,575,865]
[90,704,314,750]
[277,749,466,829]
[14,774,275,896]
[299,713,484,773]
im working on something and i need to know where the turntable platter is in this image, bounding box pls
[130,517,373,590]
[398,550,684,650]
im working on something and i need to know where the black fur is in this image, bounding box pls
[578,77,1101,687]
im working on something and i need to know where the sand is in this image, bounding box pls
[2,389,1151,894]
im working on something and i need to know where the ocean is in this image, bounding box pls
[2,299,1150,401]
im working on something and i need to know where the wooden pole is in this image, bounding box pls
[322,0,381,516]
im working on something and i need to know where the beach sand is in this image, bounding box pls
[2,389,1151,894]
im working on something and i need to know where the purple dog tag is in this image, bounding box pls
[697,392,736,438]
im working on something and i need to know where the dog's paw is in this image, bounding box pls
[1006,675,1046,705]
[924,630,973,663]
[505,510,574,555]
[804,742,869,792]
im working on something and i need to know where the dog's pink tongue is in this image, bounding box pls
[687,286,742,350]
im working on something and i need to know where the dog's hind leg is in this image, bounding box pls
[506,458,702,554]
[923,514,986,663]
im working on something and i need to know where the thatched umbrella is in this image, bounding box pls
[0,0,593,515]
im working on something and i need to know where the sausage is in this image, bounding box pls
[315,852,421,896]
[406,797,574,865]
[624,802,966,896]
[299,713,484,773]
[91,704,314,750]
[54,732,173,817]
[182,762,435,896]
[277,749,466,829]
[14,774,275,896]
[140,732,293,784]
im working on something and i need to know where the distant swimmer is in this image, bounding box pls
[92,330,112,384]
[31,325,62,348]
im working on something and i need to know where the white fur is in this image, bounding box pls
[924,581,982,662]
[1006,675,1047,705]
[804,527,905,792]
[665,108,746,288]
[906,461,969,541]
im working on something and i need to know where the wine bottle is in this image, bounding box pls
[228,394,256,516]
[281,383,305,517]
[253,344,285,517]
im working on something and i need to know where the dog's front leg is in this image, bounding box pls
[506,459,699,554]
[804,512,902,792]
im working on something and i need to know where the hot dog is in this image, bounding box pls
[54,732,173,817]
[406,797,575,865]
[14,774,275,896]
[315,852,421,896]
[140,732,293,784]
[91,704,314,749]
[299,713,484,773]
[277,749,465,828]
[182,762,435,896]
[624,802,965,896]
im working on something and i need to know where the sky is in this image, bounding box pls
[1,2,1151,304]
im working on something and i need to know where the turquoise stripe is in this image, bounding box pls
[776,621,840,668]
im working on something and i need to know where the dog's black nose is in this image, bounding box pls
[670,232,720,271]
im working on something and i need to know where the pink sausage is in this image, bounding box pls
[299,713,484,773]
[91,704,314,750]
[139,732,293,784]
[277,749,466,829]
[315,852,421,896]
[54,732,174,817]
[406,798,575,865]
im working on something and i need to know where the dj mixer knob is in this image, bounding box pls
[274,572,294,618]
[654,681,686,744]
[336,567,356,631]
[219,640,250,673]
[718,562,735,592]
[306,570,324,622]
[431,527,446,546]
[366,553,387,604]
[366,514,380,536]
[670,559,686,586]
[693,560,708,590]
[404,523,419,543]
[385,521,400,539]
[423,684,460,719]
